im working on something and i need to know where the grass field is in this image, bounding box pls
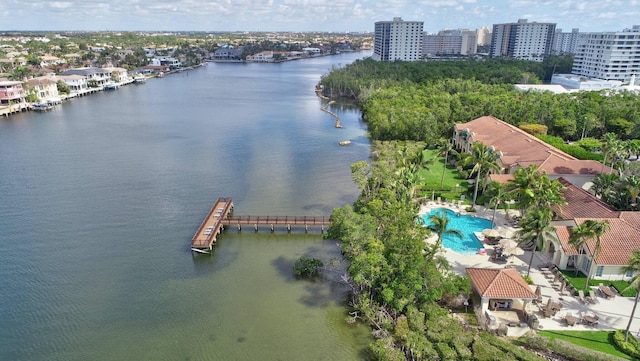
[418,149,469,199]
[560,270,636,297]
[538,330,633,360]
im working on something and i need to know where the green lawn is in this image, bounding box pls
[560,270,637,297]
[538,330,633,360]
[418,149,469,199]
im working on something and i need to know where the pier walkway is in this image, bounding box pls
[190,197,331,253]
[191,197,234,252]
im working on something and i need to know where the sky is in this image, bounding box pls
[1,0,638,33]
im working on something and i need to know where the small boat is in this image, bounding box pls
[338,140,352,146]
[191,248,210,254]
[32,103,53,111]
[133,74,146,83]
[103,82,119,90]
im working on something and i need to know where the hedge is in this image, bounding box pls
[612,329,640,359]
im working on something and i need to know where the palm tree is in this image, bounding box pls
[486,181,510,228]
[467,142,500,208]
[438,139,457,188]
[600,132,618,174]
[590,173,618,199]
[623,249,640,342]
[568,220,611,290]
[507,165,540,216]
[428,209,463,250]
[517,208,556,277]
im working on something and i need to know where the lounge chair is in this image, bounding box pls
[564,314,578,326]
[588,290,599,304]
[578,290,587,304]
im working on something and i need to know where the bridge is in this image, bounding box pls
[190,197,331,254]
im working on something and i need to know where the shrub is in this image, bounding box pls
[612,329,640,359]
[520,123,548,136]
[522,275,534,285]
[293,256,324,278]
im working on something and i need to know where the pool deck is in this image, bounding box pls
[420,201,640,334]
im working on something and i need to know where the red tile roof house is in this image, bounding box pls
[550,179,640,281]
[453,116,640,282]
[453,116,612,190]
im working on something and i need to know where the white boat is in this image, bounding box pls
[133,74,146,83]
[32,103,53,111]
[103,82,119,90]
[338,140,352,146]
[191,248,210,254]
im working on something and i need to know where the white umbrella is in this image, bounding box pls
[499,239,524,255]
[496,226,514,239]
[483,229,500,238]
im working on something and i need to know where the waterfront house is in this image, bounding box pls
[212,45,243,61]
[60,67,111,88]
[56,74,89,96]
[103,67,130,84]
[0,80,26,106]
[26,76,62,104]
[151,57,181,69]
[246,51,284,63]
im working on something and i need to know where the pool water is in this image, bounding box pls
[422,208,492,254]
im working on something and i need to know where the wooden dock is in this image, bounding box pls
[191,197,234,252]
[190,197,331,253]
[220,215,330,231]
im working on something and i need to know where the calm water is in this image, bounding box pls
[423,208,492,254]
[0,52,373,361]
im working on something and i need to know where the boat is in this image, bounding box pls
[32,103,53,112]
[191,248,211,254]
[103,82,119,90]
[338,140,352,146]
[133,74,146,83]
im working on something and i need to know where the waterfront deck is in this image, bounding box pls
[191,197,332,253]
[191,197,233,252]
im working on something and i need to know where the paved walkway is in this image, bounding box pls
[420,202,640,333]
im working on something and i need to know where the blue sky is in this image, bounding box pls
[1,0,638,33]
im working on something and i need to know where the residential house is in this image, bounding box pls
[103,67,130,84]
[60,67,111,88]
[56,74,89,95]
[453,116,611,189]
[26,75,61,104]
[246,51,284,63]
[151,57,181,69]
[0,80,26,106]
[212,45,243,61]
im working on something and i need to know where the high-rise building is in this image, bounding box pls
[553,28,580,55]
[490,19,556,61]
[423,29,477,57]
[476,26,492,46]
[372,17,424,62]
[572,25,640,83]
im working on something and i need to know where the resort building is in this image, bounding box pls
[452,116,609,189]
[452,115,640,282]
[548,178,640,281]
[372,17,424,62]
[571,25,640,84]
[490,19,556,62]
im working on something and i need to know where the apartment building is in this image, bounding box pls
[423,29,477,57]
[490,19,556,61]
[372,17,424,62]
[571,25,640,83]
[552,28,580,55]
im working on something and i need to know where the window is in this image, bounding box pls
[626,270,634,278]
[596,266,604,277]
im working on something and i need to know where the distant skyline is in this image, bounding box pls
[1,0,638,33]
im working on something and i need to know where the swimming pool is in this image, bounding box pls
[422,208,492,254]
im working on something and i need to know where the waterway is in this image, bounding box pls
[0,52,373,361]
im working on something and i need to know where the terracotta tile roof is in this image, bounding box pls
[620,212,640,231]
[553,178,619,220]
[554,225,579,255]
[455,116,611,175]
[488,174,514,184]
[466,267,537,299]
[570,218,640,265]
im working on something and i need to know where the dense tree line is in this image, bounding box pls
[319,58,640,144]
[327,141,554,360]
